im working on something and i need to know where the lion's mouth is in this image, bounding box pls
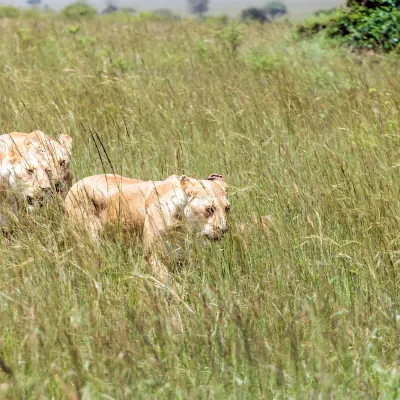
[205,234,223,242]
[55,181,63,193]
[26,194,51,208]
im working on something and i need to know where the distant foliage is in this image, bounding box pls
[0,5,21,18]
[205,14,229,24]
[347,0,400,6]
[27,0,42,7]
[264,0,287,19]
[119,7,136,13]
[298,0,400,52]
[188,0,209,16]
[153,8,179,19]
[102,4,118,14]
[241,7,268,23]
[153,8,173,16]
[62,1,97,19]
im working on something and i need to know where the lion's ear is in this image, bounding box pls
[57,134,73,153]
[207,174,227,191]
[27,130,47,140]
[24,131,48,152]
[180,175,197,198]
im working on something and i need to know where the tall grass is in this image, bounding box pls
[0,14,400,398]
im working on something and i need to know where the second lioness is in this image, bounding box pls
[0,130,73,197]
[64,173,230,278]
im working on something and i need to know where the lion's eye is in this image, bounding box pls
[59,160,66,167]
[27,168,34,175]
[225,204,231,213]
[205,206,215,217]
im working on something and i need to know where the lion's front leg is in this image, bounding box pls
[143,214,172,283]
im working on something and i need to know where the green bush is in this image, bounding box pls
[297,13,337,36]
[347,0,400,7]
[188,0,209,16]
[241,7,268,23]
[0,5,21,18]
[62,1,97,19]
[298,0,400,52]
[264,0,287,20]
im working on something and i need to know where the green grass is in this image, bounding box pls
[0,14,400,398]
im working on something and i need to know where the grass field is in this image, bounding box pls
[0,14,400,399]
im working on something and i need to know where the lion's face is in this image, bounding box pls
[24,132,72,195]
[180,174,230,240]
[4,149,53,206]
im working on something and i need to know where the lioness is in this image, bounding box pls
[64,173,230,280]
[0,142,53,226]
[0,130,73,197]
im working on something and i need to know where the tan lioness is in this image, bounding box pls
[0,142,54,228]
[64,173,230,280]
[0,130,73,197]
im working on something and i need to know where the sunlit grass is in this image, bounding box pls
[0,14,399,398]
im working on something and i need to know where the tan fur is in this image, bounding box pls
[64,174,148,243]
[0,130,73,197]
[65,173,230,281]
[0,142,53,229]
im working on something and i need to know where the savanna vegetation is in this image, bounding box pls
[299,0,400,52]
[0,8,400,399]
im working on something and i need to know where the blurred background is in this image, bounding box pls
[0,0,343,19]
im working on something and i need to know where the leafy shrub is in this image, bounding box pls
[0,5,21,18]
[76,34,96,47]
[347,0,400,7]
[65,25,80,33]
[298,0,400,52]
[264,0,287,19]
[62,1,97,19]
[241,7,268,23]
[246,48,283,72]
[297,13,337,36]
[214,22,243,55]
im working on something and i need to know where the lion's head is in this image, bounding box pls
[180,174,230,240]
[2,144,53,207]
[23,131,73,196]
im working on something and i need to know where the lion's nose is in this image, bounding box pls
[217,226,229,235]
[40,187,53,197]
